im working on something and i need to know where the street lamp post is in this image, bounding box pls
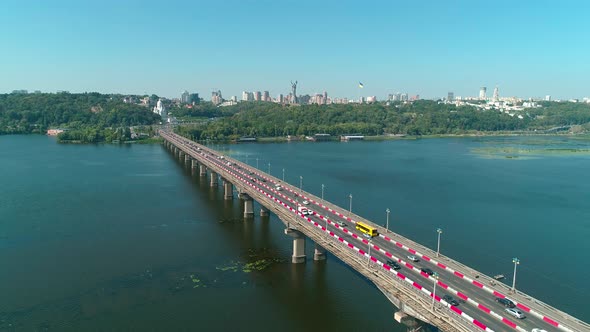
[348,194,353,216]
[512,258,520,292]
[367,240,372,266]
[386,208,391,233]
[436,228,443,257]
[246,154,249,165]
[256,158,259,169]
[432,272,439,309]
[299,176,303,195]
[268,162,271,174]
[282,168,285,181]
[321,184,325,202]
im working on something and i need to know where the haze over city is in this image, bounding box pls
[1,0,589,100]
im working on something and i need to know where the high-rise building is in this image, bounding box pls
[211,90,223,105]
[231,96,237,102]
[492,86,499,102]
[400,93,408,102]
[545,95,551,101]
[254,91,261,101]
[277,94,284,103]
[479,87,487,100]
[181,90,190,103]
[447,92,454,102]
[189,93,200,104]
[323,91,328,104]
[263,91,270,102]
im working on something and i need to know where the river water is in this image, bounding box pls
[0,135,588,331]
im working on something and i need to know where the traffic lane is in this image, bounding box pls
[316,220,506,332]
[320,221,529,332]
[368,234,547,331]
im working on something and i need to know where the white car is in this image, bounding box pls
[302,200,309,205]
[336,221,346,227]
[531,329,547,332]
[407,255,419,262]
[275,186,283,191]
[505,308,525,319]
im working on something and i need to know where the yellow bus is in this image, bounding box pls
[356,221,378,237]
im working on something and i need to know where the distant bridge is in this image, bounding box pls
[160,130,589,332]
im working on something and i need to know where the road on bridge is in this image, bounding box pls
[162,131,588,332]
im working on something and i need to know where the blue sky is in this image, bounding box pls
[1,0,589,100]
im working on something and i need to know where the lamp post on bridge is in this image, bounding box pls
[348,194,353,217]
[367,239,372,266]
[299,176,303,196]
[246,154,249,165]
[432,272,439,310]
[268,162,271,174]
[282,168,285,181]
[512,257,520,293]
[256,158,259,169]
[386,208,391,233]
[436,228,443,257]
[321,184,325,203]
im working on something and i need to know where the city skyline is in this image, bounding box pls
[1,0,589,100]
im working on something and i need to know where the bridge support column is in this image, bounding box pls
[242,194,254,218]
[185,154,191,164]
[179,150,185,160]
[210,172,218,187]
[191,159,198,170]
[260,207,269,217]
[284,229,306,264]
[199,165,207,177]
[314,243,326,261]
[223,181,233,200]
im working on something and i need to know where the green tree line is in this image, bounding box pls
[0,92,160,135]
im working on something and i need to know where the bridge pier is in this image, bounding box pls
[184,154,191,165]
[241,194,254,218]
[223,181,233,200]
[210,171,218,187]
[284,229,306,264]
[260,207,269,217]
[179,150,185,160]
[199,165,207,177]
[191,159,198,170]
[314,243,326,261]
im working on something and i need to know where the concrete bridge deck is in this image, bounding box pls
[160,130,589,332]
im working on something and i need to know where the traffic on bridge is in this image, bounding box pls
[160,130,589,332]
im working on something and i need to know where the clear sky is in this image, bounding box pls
[1,0,589,100]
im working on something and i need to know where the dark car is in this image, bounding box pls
[421,268,434,276]
[250,178,256,182]
[386,260,401,270]
[495,297,515,308]
[442,295,459,306]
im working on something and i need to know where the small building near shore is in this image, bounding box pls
[313,133,331,141]
[46,129,65,136]
[340,135,364,141]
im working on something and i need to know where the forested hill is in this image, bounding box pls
[0,92,160,134]
[175,100,590,140]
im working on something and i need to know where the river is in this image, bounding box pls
[0,135,588,331]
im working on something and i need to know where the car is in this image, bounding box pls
[386,260,401,270]
[531,329,547,332]
[442,295,459,306]
[505,308,525,319]
[302,200,309,205]
[260,178,266,182]
[421,268,434,276]
[495,297,515,308]
[250,178,256,182]
[275,186,283,191]
[336,221,346,227]
[407,255,419,262]
[226,162,232,166]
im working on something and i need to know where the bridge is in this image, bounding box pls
[160,130,589,332]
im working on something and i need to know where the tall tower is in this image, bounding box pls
[479,87,487,100]
[492,86,499,102]
[290,81,298,104]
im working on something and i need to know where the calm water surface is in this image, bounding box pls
[0,135,588,331]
